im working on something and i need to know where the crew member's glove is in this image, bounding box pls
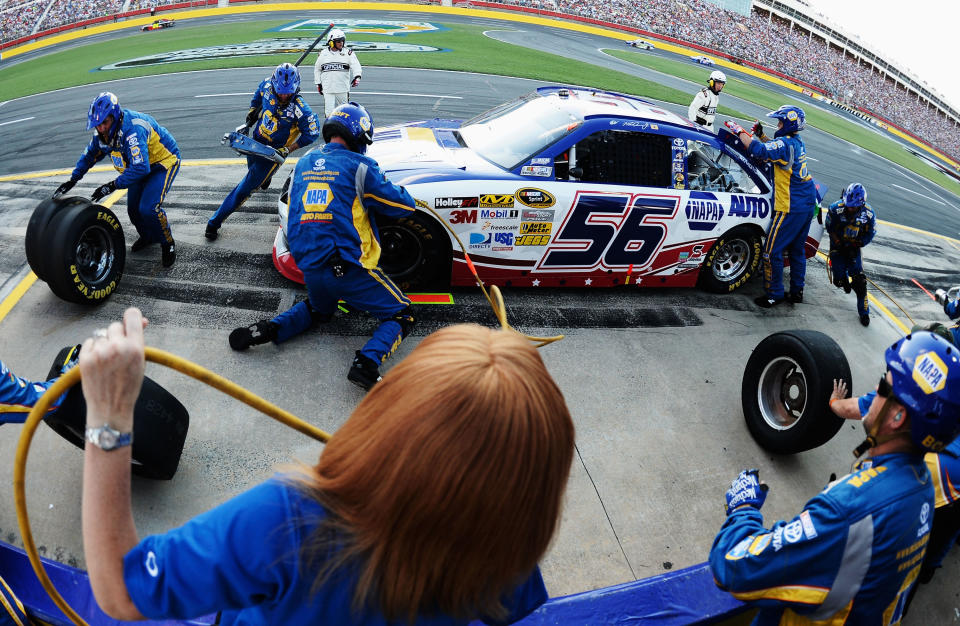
[751,120,763,137]
[90,180,117,202]
[54,179,77,197]
[317,84,324,94]
[245,107,259,129]
[695,116,707,126]
[724,120,746,136]
[351,76,361,88]
[724,469,768,516]
[235,124,249,136]
[276,146,290,160]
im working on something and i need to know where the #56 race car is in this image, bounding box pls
[274,86,823,292]
[141,18,175,31]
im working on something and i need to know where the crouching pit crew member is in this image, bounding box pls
[206,63,319,241]
[56,92,180,267]
[229,103,416,390]
[80,308,575,625]
[826,182,876,326]
[710,331,960,623]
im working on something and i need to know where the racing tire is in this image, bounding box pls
[741,330,849,454]
[43,202,125,305]
[698,227,761,293]
[376,211,450,291]
[25,195,90,282]
[43,351,190,480]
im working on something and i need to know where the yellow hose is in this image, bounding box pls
[14,347,330,626]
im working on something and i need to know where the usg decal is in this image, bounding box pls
[684,191,724,232]
[516,188,555,208]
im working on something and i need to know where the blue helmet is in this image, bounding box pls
[842,182,867,208]
[885,331,960,452]
[767,105,805,134]
[322,102,374,154]
[270,63,301,96]
[86,92,122,139]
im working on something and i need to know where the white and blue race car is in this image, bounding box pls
[274,87,823,292]
[689,55,716,66]
[625,39,656,50]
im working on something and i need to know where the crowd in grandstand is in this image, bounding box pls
[1,0,959,158]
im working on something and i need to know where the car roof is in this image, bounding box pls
[535,86,699,131]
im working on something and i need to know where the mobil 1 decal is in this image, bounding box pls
[536,191,680,271]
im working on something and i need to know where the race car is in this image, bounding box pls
[625,39,656,50]
[690,55,715,66]
[273,86,824,292]
[141,18,175,31]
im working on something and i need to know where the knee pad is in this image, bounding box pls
[391,307,416,338]
[851,274,867,298]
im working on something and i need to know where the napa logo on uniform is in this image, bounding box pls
[913,351,948,394]
[301,183,334,221]
[684,191,724,231]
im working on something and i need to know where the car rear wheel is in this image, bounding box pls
[698,227,761,293]
[741,330,849,454]
[376,212,450,291]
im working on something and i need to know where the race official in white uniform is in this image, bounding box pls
[313,28,362,118]
[688,70,725,132]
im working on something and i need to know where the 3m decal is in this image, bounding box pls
[449,210,477,224]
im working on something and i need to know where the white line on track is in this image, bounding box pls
[0,101,7,109]
[195,91,462,99]
[891,183,950,207]
[0,116,34,126]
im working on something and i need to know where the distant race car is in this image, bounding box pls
[625,39,656,50]
[690,55,716,66]
[141,18,175,31]
[273,86,824,293]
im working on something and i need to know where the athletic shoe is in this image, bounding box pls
[131,237,152,252]
[788,289,803,304]
[205,223,219,241]
[860,313,870,327]
[348,351,382,390]
[229,320,278,351]
[161,242,176,267]
[260,175,273,191]
[754,296,785,308]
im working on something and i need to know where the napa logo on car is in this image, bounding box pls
[469,232,492,249]
[913,350,948,394]
[479,194,515,208]
[728,195,771,219]
[684,191,724,231]
[516,188,556,208]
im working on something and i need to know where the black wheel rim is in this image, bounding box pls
[73,224,115,285]
[757,356,807,431]
[378,224,424,278]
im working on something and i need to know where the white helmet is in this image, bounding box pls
[327,28,346,46]
[709,70,726,85]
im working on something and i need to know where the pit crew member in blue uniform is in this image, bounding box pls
[79,308,574,625]
[205,63,320,241]
[711,331,960,624]
[55,92,180,267]
[729,106,817,308]
[228,103,416,390]
[941,289,960,347]
[825,182,876,326]
[0,357,68,424]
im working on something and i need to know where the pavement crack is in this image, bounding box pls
[576,443,637,580]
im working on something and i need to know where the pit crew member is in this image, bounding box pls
[825,183,876,326]
[940,288,960,346]
[229,103,416,390]
[729,106,817,308]
[313,28,362,118]
[56,92,180,267]
[0,356,69,424]
[711,331,960,623]
[688,70,725,131]
[205,63,319,241]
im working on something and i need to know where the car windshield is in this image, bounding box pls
[459,93,581,170]
[686,140,762,194]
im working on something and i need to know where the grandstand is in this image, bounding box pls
[2,0,959,161]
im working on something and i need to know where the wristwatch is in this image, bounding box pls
[85,424,133,451]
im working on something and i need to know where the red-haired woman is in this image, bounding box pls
[80,308,575,624]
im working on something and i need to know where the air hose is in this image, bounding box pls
[15,347,331,626]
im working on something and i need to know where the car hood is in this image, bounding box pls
[369,121,516,185]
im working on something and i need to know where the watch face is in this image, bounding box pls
[100,429,118,449]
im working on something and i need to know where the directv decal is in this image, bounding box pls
[728,195,771,219]
[684,191,724,231]
[469,232,492,249]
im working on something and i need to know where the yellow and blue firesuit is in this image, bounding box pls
[945,297,960,347]
[208,80,319,230]
[747,133,817,299]
[0,359,63,424]
[825,201,876,318]
[711,453,933,624]
[71,109,180,246]
[269,142,416,364]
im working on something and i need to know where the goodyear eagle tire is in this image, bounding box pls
[44,348,190,480]
[698,227,761,293]
[25,195,90,282]
[44,202,125,304]
[376,212,450,291]
[741,330,850,454]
